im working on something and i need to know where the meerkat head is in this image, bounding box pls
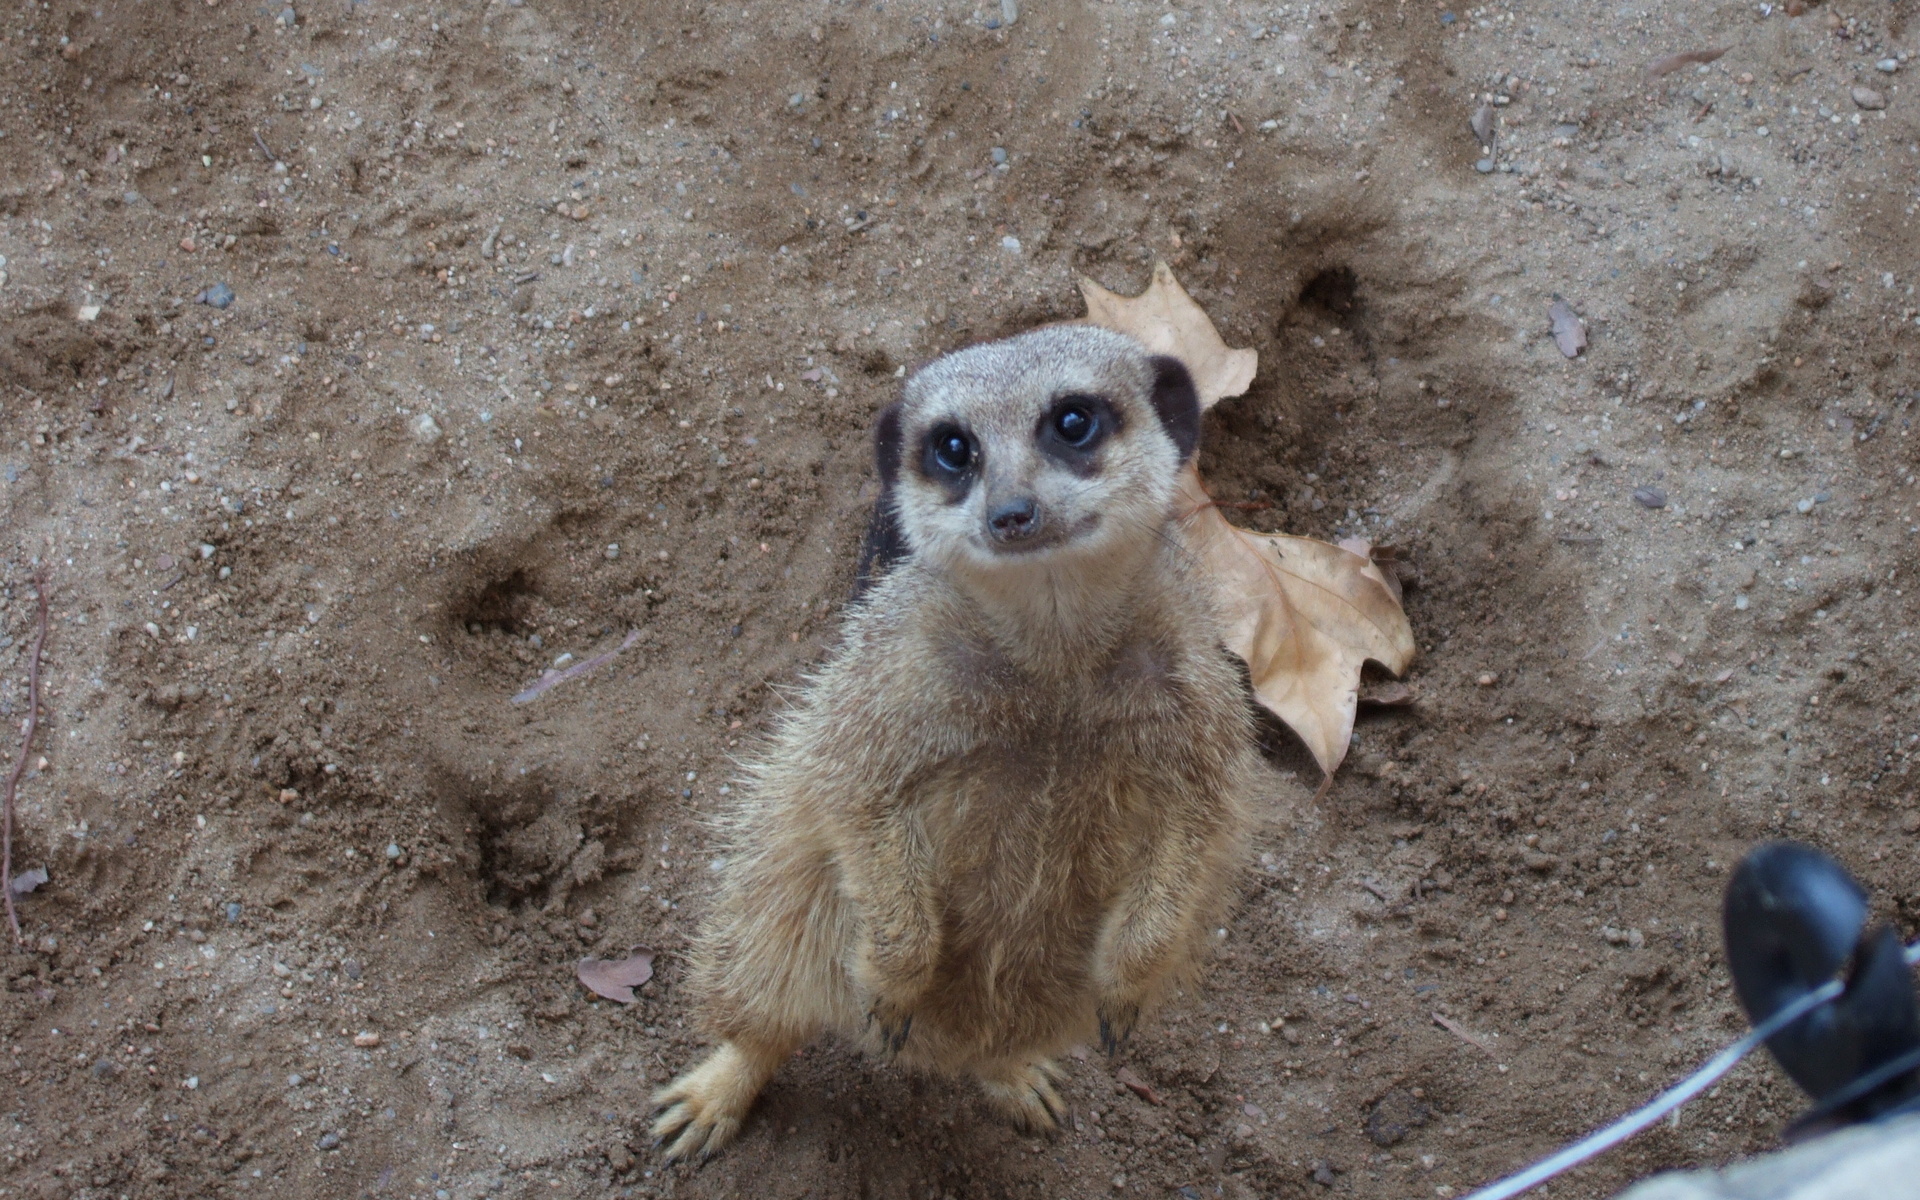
[872,326,1200,584]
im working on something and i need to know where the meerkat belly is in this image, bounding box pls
[902,740,1159,1058]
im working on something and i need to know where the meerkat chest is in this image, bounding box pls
[908,675,1193,889]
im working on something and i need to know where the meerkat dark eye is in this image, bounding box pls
[1053,404,1096,446]
[1039,396,1115,469]
[928,426,973,475]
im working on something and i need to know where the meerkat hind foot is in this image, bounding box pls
[650,1041,785,1162]
[977,1058,1067,1134]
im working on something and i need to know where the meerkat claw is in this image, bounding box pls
[649,1042,781,1163]
[868,1005,914,1057]
[1097,1004,1138,1057]
[979,1059,1067,1133]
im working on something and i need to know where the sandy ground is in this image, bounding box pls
[2,0,1919,1197]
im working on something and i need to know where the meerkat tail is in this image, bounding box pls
[650,1038,794,1161]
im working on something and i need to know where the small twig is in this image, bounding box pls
[1359,880,1395,903]
[3,572,50,945]
[511,629,641,705]
[1434,1011,1497,1056]
[253,129,282,164]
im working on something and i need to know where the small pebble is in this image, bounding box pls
[1852,86,1887,111]
[316,1132,341,1151]
[1476,673,1497,687]
[1734,594,1750,611]
[1796,498,1815,514]
[386,843,403,859]
[604,543,620,559]
[224,901,242,922]
[1877,58,1900,74]
[197,282,236,309]
[412,413,443,443]
[353,1031,381,1048]
[277,6,296,26]
[1000,235,1022,253]
[1632,486,1667,509]
[1474,157,1495,173]
[990,146,1009,165]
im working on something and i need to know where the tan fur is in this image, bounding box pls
[651,327,1262,1161]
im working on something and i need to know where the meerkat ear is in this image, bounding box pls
[856,401,910,598]
[873,400,905,486]
[1146,356,1201,462]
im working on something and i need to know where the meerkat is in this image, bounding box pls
[650,324,1263,1160]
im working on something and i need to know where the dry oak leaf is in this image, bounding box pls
[1079,261,1257,406]
[1080,262,1416,777]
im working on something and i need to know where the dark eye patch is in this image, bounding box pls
[1037,393,1118,474]
[915,420,978,503]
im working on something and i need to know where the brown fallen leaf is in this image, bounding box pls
[1338,535,1404,604]
[1359,682,1414,707]
[575,946,655,1004]
[1548,296,1586,359]
[1115,1065,1165,1105]
[1469,103,1497,151]
[1080,264,1416,778]
[1646,46,1729,79]
[1079,262,1257,406]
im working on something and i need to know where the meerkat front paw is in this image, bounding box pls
[1097,1000,1140,1058]
[977,1058,1067,1133]
[650,1041,782,1162]
[866,996,914,1058]
[854,940,933,1059]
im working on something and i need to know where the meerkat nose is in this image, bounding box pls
[987,495,1040,542]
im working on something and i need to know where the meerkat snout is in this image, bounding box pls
[986,493,1040,544]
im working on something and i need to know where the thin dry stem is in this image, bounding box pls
[3,572,49,946]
